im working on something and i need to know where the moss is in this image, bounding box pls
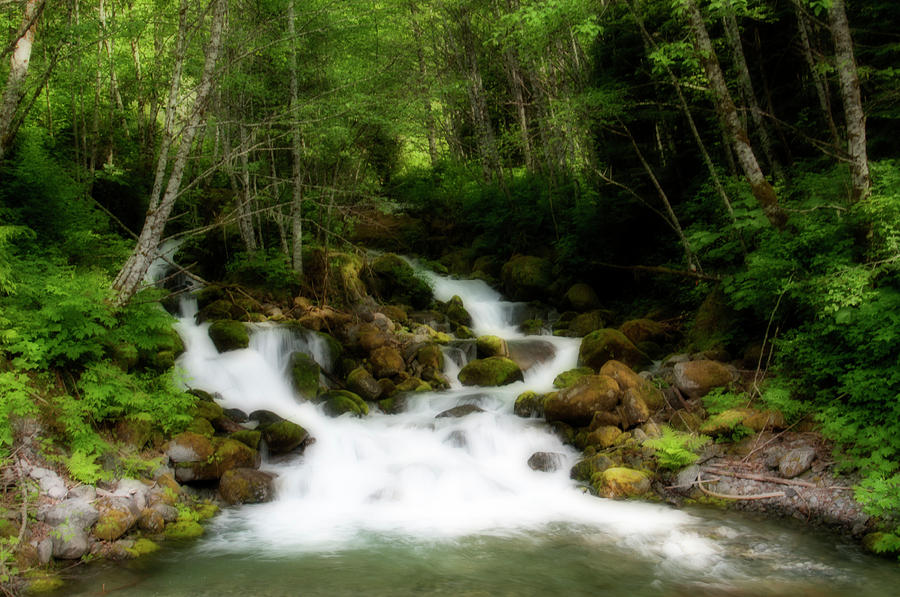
[416,344,444,370]
[445,295,472,326]
[230,429,261,450]
[149,350,175,371]
[455,325,475,339]
[211,438,258,473]
[458,357,524,387]
[94,507,135,541]
[569,311,606,337]
[500,255,553,301]
[185,416,215,438]
[208,320,250,352]
[164,520,205,540]
[261,419,309,454]
[552,367,594,389]
[476,335,508,359]
[578,328,647,370]
[370,253,433,309]
[322,390,369,417]
[513,391,545,418]
[125,538,160,558]
[291,352,321,399]
[519,319,543,335]
[193,399,225,421]
[195,503,219,521]
[591,467,651,498]
[24,572,64,594]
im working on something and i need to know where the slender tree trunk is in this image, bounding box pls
[237,124,258,254]
[288,0,304,274]
[458,10,500,179]
[0,0,46,160]
[409,3,438,166]
[682,0,787,230]
[113,0,227,306]
[828,0,870,202]
[505,47,533,170]
[791,0,840,148]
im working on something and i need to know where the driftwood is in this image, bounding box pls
[696,472,786,501]
[702,466,817,488]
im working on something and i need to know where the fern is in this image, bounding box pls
[646,427,711,470]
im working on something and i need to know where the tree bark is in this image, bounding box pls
[682,0,787,230]
[113,0,227,306]
[237,124,258,254]
[288,0,304,274]
[791,0,840,148]
[828,0,870,202]
[0,0,46,161]
[409,3,438,167]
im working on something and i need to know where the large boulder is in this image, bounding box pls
[172,437,259,483]
[165,432,214,465]
[458,357,524,387]
[569,311,607,337]
[93,497,138,542]
[599,360,665,411]
[514,391,546,418]
[219,469,277,505]
[476,335,509,359]
[43,499,99,560]
[208,320,249,352]
[415,344,444,370]
[564,283,601,312]
[500,255,553,301]
[592,467,651,498]
[619,388,650,428]
[369,253,432,309]
[553,367,594,389]
[544,375,620,426]
[578,329,647,370]
[619,319,668,346]
[321,390,369,417]
[507,339,556,371]
[370,346,405,378]
[346,366,382,400]
[444,295,472,327]
[673,360,735,399]
[290,352,321,399]
[261,420,310,454]
[700,407,785,436]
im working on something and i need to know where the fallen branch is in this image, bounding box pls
[591,261,723,282]
[702,466,817,488]
[696,472,785,501]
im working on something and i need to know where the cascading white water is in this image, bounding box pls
[171,265,725,572]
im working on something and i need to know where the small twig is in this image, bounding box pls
[740,416,807,463]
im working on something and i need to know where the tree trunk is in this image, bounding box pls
[829,0,870,202]
[791,0,840,148]
[288,0,304,274]
[409,3,438,167]
[113,0,227,306]
[458,10,500,179]
[682,0,787,230]
[504,47,534,170]
[237,124,258,254]
[0,0,46,161]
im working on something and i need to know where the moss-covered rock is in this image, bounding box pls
[500,255,553,301]
[673,360,735,399]
[114,418,153,449]
[24,572,65,594]
[445,295,472,327]
[544,375,620,426]
[415,344,444,370]
[570,454,619,482]
[321,389,370,417]
[262,419,310,454]
[585,426,623,449]
[514,391,546,418]
[125,538,160,558]
[291,352,321,399]
[598,360,665,411]
[688,285,737,352]
[230,429,262,450]
[212,437,259,472]
[164,520,204,540]
[476,335,509,359]
[208,320,249,352]
[198,298,241,323]
[565,283,601,312]
[619,388,650,428]
[569,311,607,337]
[93,497,138,541]
[592,467,651,498]
[192,396,225,421]
[347,366,382,400]
[619,318,668,346]
[138,508,166,534]
[578,329,647,370]
[370,346,405,378]
[165,431,215,464]
[518,319,544,335]
[185,416,215,438]
[552,367,594,389]
[700,408,785,436]
[219,468,276,505]
[369,253,432,309]
[458,357,524,387]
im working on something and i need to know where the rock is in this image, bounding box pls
[262,420,310,454]
[778,447,816,478]
[93,497,138,541]
[668,409,704,433]
[290,352,321,399]
[436,404,485,418]
[699,408,785,436]
[321,390,369,417]
[355,322,388,353]
[592,467,651,498]
[224,408,249,423]
[186,416,215,438]
[44,498,98,560]
[553,367,594,389]
[673,360,735,399]
[191,394,225,420]
[165,432,214,464]
[173,437,259,483]
[415,344,444,370]
[501,255,553,301]
[126,538,160,558]
[369,253,432,309]
[29,467,67,500]
[565,283,601,311]
[164,520,204,540]
[249,409,283,426]
[458,357,524,387]
[219,469,277,505]
[569,311,606,337]
[528,452,565,472]
[138,508,166,534]
[507,339,556,371]
[619,388,650,428]
[379,305,408,324]
[514,391,545,418]
[675,465,701,492]
[445,295,472,326]
[619,319,667,346]
[113,479,150,510]
[586,426,622,449]
[230,429,261,450]
[589,410,622,429]
[370,346,405,378]
[208,320,249,352]
[346,366,382,400]
[544,375,620,426]
[688,285,737,351]
[599,360,665,411]
[113,418,153,450]
[578,329,647,370]
[570,454,618,482]
[476,335,509,359]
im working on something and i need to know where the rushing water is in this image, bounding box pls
[58,264,900,596]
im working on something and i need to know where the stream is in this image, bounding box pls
[59,264,900,596]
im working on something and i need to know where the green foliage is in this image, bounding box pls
[225,249,300,294]
[759,383,810,423]
[645,426,710,470]
[0,372,36,456]
[701,387,747,415]
[65,450,106,485]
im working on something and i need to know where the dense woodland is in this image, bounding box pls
[2,0,900,581]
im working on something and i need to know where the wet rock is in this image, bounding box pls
[249,410,283,426]
[262,420,310,454]
[224,408,248,423]
[219,469,276,505]
[673,360,735,399]
[599,360,665,411]
[552,367,594,390]
[230,429,262,450]
[619,388,650,428]
[458,357,524,387]
[436,404,485,418]
[528,452,565,472]
[165,432,214,464]
[476,335,509,359]
[445,295,472,327]
[93,497,138,541]
[369,253,432,309]
[370,346,405,378]
[321,390,369,417]
[544,375,619,426]
[347,366,382,401]
[291,352,321,399]
[514,391,545,418]
[578,329,647,370]
[569,310,607,337]
[779,447,816,478]
[570,454,618,482]
[564,283,601,312]
[44,498,98,559]
[507,339,556,371]
[619,318,667,346]
[500,255,553,301]
[415,344,444,370]
[208,320,249,352]
[592,467,651,499]
[138,508,166,534]
[586,426,622,449]
[186,416,215,438]
[173,437,259,483]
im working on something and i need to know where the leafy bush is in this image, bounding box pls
[701,388,747,415]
